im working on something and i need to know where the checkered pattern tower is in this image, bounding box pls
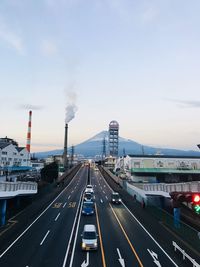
[109,120,119,157]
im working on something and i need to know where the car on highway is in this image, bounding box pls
[81,224,98,251]
[82,201,95,215]
[84,192,94,202]
[85,184,94,194]
[111,192,121,204]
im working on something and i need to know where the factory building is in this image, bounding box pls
[0,137,30,174]
[115,154,200,183]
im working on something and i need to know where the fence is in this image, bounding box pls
[143,182,200,193]
[172,241,200,267]
[0,181,37,197]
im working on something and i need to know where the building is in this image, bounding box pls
[104,156,116,170]
[0,137,30,174]
[109,121,119,157]
[31,160,44,171]
[115,155,200,183]
[45,155,64,165]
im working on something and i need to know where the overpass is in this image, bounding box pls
[0,181,37,226]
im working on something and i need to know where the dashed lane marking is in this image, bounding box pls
[40,230,50,246]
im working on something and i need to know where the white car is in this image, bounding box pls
[85,185,94,194]
[81,224,98,250]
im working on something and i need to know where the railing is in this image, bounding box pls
[143,182,200,193]
[172,241,200,267]
[0,181,37,197]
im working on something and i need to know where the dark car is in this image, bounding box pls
[84,192,94,202]
[82,201,95,215]
[111,192,121,204]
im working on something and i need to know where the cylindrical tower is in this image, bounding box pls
[26,110,32,153]
[63,123,68,169]
[109,120,119,157]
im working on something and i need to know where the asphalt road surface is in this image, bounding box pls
[0,165,198,267]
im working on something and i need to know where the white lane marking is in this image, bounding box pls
[103,191,105,194]
[117,248,125,267]
[0,168,81,259]
[74,186,77,189]
[81,252,89,267]
[122,202,178,266]
[147,249,162,267]
[40,230,50,246]
[71,190,74,193]
[105,196,108,200]
[63,202,67,208]
[104,185,106,187]
[100,170,179,267]
[69,194,84,267]
[68,195,71,199]
[55,213,61,221]
[100,199,103,203]
[62,192,84,267]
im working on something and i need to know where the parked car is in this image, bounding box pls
[81,224,98,250]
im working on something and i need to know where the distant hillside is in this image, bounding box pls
[35,131,200,158]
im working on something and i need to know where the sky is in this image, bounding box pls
[1,0,200,153]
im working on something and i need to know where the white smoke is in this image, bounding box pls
[65,92,78,123]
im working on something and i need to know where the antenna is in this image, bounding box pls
[26,110,32,153]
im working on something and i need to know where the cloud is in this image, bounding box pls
[0,19,24,54]
[107,0,127,15]
[141,6,159,23]
[18,104,44,110]
[41,40,58,56]
[167,99,200,108]
[45,0,80,8]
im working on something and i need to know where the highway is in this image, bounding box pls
[0,165,198,266]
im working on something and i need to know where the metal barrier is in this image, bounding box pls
[143,182,200,193]
[0,181,37,197]
[172,241,200,267]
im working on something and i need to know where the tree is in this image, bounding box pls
[41,162,58,183]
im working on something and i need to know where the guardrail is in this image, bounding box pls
[0,181,37,198]
[172,241,200,267]
[143,182,200,193]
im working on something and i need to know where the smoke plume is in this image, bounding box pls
[65,92,78,123]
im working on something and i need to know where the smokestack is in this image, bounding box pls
[63,123,68,170]
[26,110,32,153]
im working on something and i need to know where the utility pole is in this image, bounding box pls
[70,145,74,168]
[101,137,106,166]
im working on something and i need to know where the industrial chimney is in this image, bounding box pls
[26,110,32,153]
[63,123,68,170]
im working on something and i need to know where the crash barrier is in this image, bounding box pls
[172,241,200,267]
[0,181,37,192]
[0,181,37,198]
[143,182,200,193]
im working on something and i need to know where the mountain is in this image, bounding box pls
[35,131,200,158]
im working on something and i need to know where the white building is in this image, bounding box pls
[0,138,30,174]
[31,160,44,171]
